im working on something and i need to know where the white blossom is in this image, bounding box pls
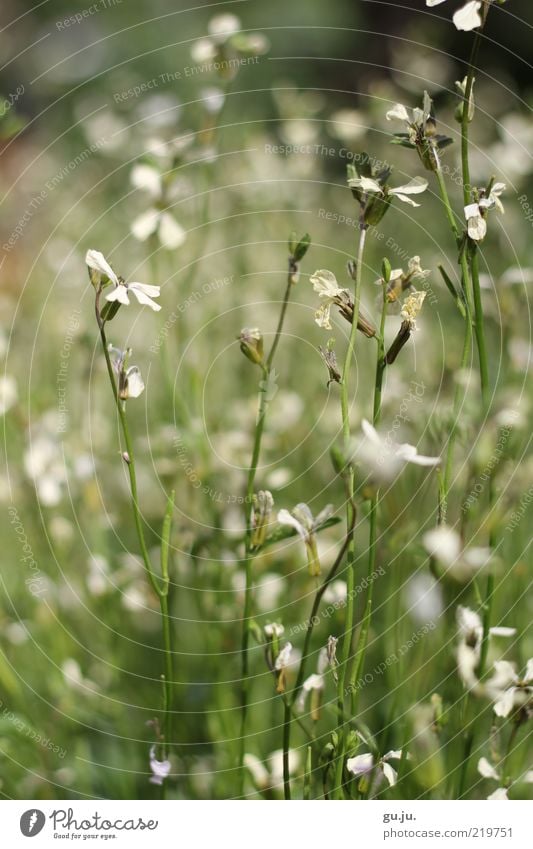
[274,642,293,671]
[346,749,408,791]
[356,419,441,482]
[277,502,333,576]
[264,622,284,638]
[347,175,429,208]
[86,250,162,311]
[149,745,171,785]
[426,1,483,32]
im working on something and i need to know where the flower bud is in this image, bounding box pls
[238,327,264,366]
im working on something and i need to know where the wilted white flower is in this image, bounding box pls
[251,490,274,549]
[277,502,333,576]
[244,748,301,793]
[149,745,171,785]
[426,1,483,32]
[400,290,426,328]
[86,250,161,311]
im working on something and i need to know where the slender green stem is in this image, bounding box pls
[238,269,295,796]
[95,295,175,762]
[333,220,367,797]
[350,285,387,714]
[282,699,292,800]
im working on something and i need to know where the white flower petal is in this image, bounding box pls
[158,212,186,249]
[131,208,160,242]
[487,787,508,801]
[105,284,130,305]
[390,178,428,196]
[423,525,462,565]
[382,762,398,787]
[478,757,500,780]
[346,753,374,776]
[125,367,145,399]
[453,1,482,32]
[85,249,119,285]
[129,282,161,311]
[130,164,162,198]
[494,687,517,718]
[386,103,410,123]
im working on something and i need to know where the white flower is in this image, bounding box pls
[346,750,408,791]
[274,641,293,671]
[149,745,171,785]
[385,91,432,142]
[486,659,533,717]
[130,163,162,198]
[86,250,162,311]
[277,503,333,576]
[296,673,324,713]
[109,346,145,400]
[478,757,500,781]
[456,606,517,690]
[200,86,226,114]
[0,375,17,416]
[309,269,352,330]
[426,1,483,32]
[487,787,509,800]
[86,249,119,286]
[264,622,284,638]
[131,208,186,250]
[244,749,300,793]
[423,527,494,580]
[465,183,506,241]
[356,419,441,482]
[347,174,429,208]
[207,13,241,42]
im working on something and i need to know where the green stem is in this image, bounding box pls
[350,285,387,714]
[333,220,367,797]
[237,269,295,796]
[282,699,292,800]
[95,296,175,762]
